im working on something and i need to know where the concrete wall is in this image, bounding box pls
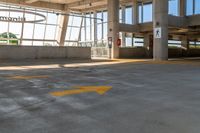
[0,45,91,60]
[169,48,200,58]
[119,47,200,59]
[119,47,147,58]
[187,49,200,57]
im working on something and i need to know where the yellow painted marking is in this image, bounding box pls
[50,86,112,97]
[8,75,49,80]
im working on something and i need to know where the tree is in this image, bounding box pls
[0,32,18,45]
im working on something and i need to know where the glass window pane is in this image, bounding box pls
[66,26,72,40]
[119,9,122,23]
[134,38,144,46]
[125,7,132,24]
[0,22,8,45]
[97,24,102,40]
[97,12,102,24]
[45,25,56,40]
[22,41,32,46]
[186,0,193,15]
[103,11,108,22]
[138,5,142,23]
[34,24,45,39]
[81,27,85,41]
[23,23,34,39]
[35,11,47,24]
[70,28,80,40]
[0,22,8,34]
[125,37,132,47]
[68,16,73,26]
[168,0,179,16]
[86,26,91,40]
[47,12,57,24]
[195,0,200,14]
[44,41,57,46]
[143,4,153,22]
[73,16,82,27]
[9,23,22,39]
[25,9,35,21]
[33,41,43,46]
[103,23,107,39]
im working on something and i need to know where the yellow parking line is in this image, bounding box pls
[8,75,49,80]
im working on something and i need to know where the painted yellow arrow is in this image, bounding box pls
[50,86,112,97]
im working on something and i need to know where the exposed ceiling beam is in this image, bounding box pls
[25,0,39,4]
[67,0,104,8]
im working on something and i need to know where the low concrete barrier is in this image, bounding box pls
[119,47,147,58]
[119,47,200,58]
[0,45,91,59]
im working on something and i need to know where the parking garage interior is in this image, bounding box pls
[1,0,200,133]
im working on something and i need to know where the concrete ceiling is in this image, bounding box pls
[24,0,133,11]
[0,0,151,12]
[26,0,81,4]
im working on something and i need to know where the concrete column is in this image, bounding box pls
[57,12,69,46]
[179,0,186,16]
[133,0,138,25]
[94,11,97,47]
[108,0,120,59]
[121,6,126,47]
[153,0,168,60]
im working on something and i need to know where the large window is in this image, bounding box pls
[168,40,181,47]
[186,0,200,15]
[65,14,82,46]
[77,11,107,47]
[125,7,133,24]
[119,6,133,24]
[195,0,200,14]
[121,32,144,47]
[125,37,144,47]
[186,0,193,15]
[138,3,153,23]
[168,0,179,16]
[0,4,59,46]
[189,41,200,48]
[119,9,122,23]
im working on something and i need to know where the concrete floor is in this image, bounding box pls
[0,59,200,133]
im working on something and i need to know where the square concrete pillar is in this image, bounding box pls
[121,6,126,47]
[179,0,186,17]
[93,11,98,47]
[107,0,120,59]
[132,0,138,25]
[153,0,168,61]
